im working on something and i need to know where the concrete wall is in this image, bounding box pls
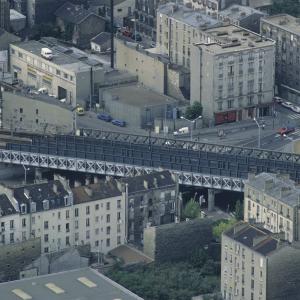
[2,91,73,134]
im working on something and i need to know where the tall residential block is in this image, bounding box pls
[261,14,300,103]
[191,25,275,125]
[221,222,300,300]
[244,172,300,243]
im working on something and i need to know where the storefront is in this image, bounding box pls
[214,110,237,125]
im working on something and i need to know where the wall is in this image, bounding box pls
[2,91,73,134]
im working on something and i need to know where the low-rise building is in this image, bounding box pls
[10,38,105,107]
[218,4,266,33]
[221,222,300,300]
[191,25,275,125]
[244,172,300,243]
[261,14,300,104]
[91,32,111,53]
[55,2,106,49]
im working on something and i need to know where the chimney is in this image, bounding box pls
[144,180,149,190]
[53,182,58,194]
[84,187,93,197]
[74,180,81,187]
[264,179,273,191]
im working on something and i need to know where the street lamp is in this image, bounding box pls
[180,115,202,141]
[253,117,261,149]
[22,165,30,184]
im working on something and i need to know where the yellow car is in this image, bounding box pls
[76,106,85,116]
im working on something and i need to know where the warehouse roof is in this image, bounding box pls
[0,267,143,300]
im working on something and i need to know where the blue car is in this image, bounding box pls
[111,119,126,127]
[97,113,112,122]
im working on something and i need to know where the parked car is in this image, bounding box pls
[173,127,189,136]
[122,29,132,38]
[281,101,294,109]
[76,106,85,116]
[97,113,112,122]
[291,105,300,113]
[277,126,295,135]
[273,96,283,104]
[111,119,126,127]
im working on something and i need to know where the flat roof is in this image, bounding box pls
[246,172,300,207]
[0,267,143,300]
[262,14,300,35]
[158,3,222,30]
[104,84,177,107]
[195,25,274,54]
[219,4,265,20]
[11,40,104,73]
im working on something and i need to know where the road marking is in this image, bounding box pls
[288,113,300,119]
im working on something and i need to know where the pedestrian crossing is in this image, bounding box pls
[290,129,300,137]
[288,113,300,120]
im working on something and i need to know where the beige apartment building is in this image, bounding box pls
[261,14,300,104]
[221,222,300,300]
[191,25,275,125]
[0,178,126,254]
[244,172,300,243]
[156,3,223,69]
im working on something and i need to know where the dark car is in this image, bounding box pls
[277,126,295,135]
[111,119,126,127]
[97,113,112,122]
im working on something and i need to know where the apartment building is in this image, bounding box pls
[10,38,105,107]
[156,3,223,69]
[184,0,239,15]
[221,222,300,300]
[0,179,126,254]
[244,172,300,243]
[261,14,300,104]
[191,25,275,125]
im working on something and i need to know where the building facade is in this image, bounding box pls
[0,0,9,31]
[244,173,300,243]
[191,25,275,125]
[156,3,223,69]
[261,14,300,104]
[10,39,105,107]
[221,222,300,300]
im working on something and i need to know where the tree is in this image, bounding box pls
[183,199,200,219]
[184,102,203,120]
[234,200,243,220]
[212,219,237,240]
[190,248,208,268]
[271,0,300,16]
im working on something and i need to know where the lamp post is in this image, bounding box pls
[22,165,30,184]
[253,117,261,149]
[180,115,202,141]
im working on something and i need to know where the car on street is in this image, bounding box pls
[97,113,112,122]
[273,96,283,104]
[291,105,300,113]
[281,101,294,109]
[111,119,126,127]
[277,126,295,135]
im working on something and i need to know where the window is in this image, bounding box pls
[20,108,23,113]
[58,212,61,219]
[95,204,99,210]
[10,220,14,229]
[22,218,26,227]
[75,220,79,229]
[35,119,38,124]
[117,236,121,245]
[58,225,61,232]
[218,102,223,111]
[117,224,121,233]
[106,226,111,235]
[106,238,110,247]
[66,210,70,219]
[95,216,99,223]
[10,232,14,243]
[251,266,254,276]
[64,73,68,79]
[117,212,121,221]
[106,214,110,223]
[18,52,23,58]
[75,208,79,217]
[11,48,15,54]
[56,69,61,75]
[66,236,70,245]
[44,221,48,230]
[66,223,70,232]
[95,228,99,235]
[44,234,49,242]
[36,109,38,115]
[86,206,90,215]
[31,216,35,225]
[117,200,121,209]
[44,247,49,253]
[86,218,90,227]
[227,99,234,109]
[106,202,110,210]
[86,230,90,239]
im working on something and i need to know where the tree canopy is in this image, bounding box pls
[212,218,237,240]
[184,102,203,120]
[183,199,201,219]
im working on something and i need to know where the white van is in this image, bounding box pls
[41,48,53,60]
[173,127,189,136]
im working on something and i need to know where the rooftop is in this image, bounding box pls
[225,223,280,256]
[10,9,26,20]
[121,171,176,194]
[262,14,300,35]
[0,267,143,300]
[104,83,178,108]
[55,1,104,24]
[158,3,222,30]
[91,32,111,46]
[0,194,17,216]
[195,25,274,54]
[72,179,121,204]
[11,39,104,73]
[246,172,300,207]
[219,4,265,20]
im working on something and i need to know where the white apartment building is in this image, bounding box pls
[10,38,105,107]
[0,179,126,254]
[156,3,223,69]
[191,25,275,125]
[244,173,300,243]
